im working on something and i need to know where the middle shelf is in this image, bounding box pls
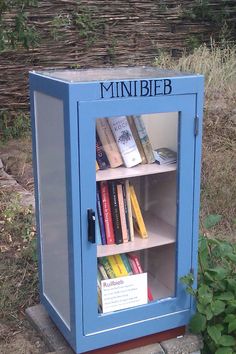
[97,212,175,257]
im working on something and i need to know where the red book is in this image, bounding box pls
[128,253,154,302]
[100,181,115,244]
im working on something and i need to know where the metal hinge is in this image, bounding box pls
[194,115,199,136]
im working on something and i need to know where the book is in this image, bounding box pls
[99,256,116,278]
[129,184,148,238]
[96,118,123,168]
[120,253,133,275]
[133,115,155,164]
[95,212,102,245]
[108,116,142,168]
[100,181,115,245]
[96,161,99,171]
[96,188,106,245]
[117,183,129,243]
[125,179,134,241]
[107,255,129,277]
[127,116,147,164]
[121,181,131,242]
[128,253,154,301]
[108,180,123,245]
[96,132,110,170]
[153,147,177,165]
[98,263,109,280]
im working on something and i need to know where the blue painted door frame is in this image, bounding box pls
[78,94,196,335]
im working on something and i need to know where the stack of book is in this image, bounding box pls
[96,179,147,245]
[96,115,155,170]
[97,252,153,312]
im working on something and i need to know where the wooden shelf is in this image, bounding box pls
[97,213,175,257]
[96,163,177,182]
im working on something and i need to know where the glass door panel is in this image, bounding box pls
[78,96,195,334]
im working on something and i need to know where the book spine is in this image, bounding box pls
[127,255,139,274]
[100,181,115,245]
[99,256,116,278]
[96,118,123,168]
[117,183,129,243]
[120,253,133,275]
[128,253,154,301]
[95,213,102,245]
[107,255,128,277]
[96,132,110,169]
[127,116,147,164]
[108,116,142,168]
[129,184,148,238]
[125,180,134,241]
[98,263,109,279]
[96,161,99,171]
[133,115,155,164]
[121,181,131,242]
[96,188,107,245]
[108,181,123,245]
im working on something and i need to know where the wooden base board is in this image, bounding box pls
[84,326,185,354]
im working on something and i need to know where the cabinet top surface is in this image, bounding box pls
[32,66,197,83]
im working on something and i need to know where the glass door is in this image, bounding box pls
[78,95,196,335]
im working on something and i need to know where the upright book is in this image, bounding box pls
[129,184,148,238]
[96,118,123,168]
[96,132,110,170]
[99,181,115,244]
[108,116,142,168]
[133,115,155,164]
[127,116,147,164]
[108,180,123,245]
[117,182,129,243]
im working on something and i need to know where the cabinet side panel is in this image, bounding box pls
[34,91,70,328]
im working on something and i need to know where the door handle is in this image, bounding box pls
[87,209,96,243]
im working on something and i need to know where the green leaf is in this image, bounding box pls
[228,319,236,333]
[197,303,213,320]
[189,313,206,334]
[207,267,229,280]
[224,314,236,323]
[215,348,233,354]
[219,335,236,346]
[207,325,222,344]
[211,300,225,316]
[217,292,234,301]
[226,253,236,263]
[204,214,222,229]
[198,284,213,305]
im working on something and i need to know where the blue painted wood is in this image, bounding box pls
[29,69,204,354]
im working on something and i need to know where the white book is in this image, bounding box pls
[108,116,142,168]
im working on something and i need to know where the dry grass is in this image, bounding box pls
[155,42,236,239]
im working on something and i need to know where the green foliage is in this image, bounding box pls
[181,214,236,353]
[73,5,104,46]
[0,111,31,142]
[0,0,39,51]
[50,13,71,40]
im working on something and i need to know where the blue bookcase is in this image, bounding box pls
[29,67,204,353]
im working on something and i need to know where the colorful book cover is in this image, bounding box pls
[95,212,102,245]
[96,187,106,245]
[120,253,133,275]
[133,115,155,164]
[108,116,142,168]
[96,118,123,168]
[107,255,129,277]
[108,180,123,245]
[98,263,109,280]
[129,184,148,238]
[100,181,115,245]
[117,183,129,243]
[99,256,116,279]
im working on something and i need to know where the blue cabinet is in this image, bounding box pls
[29,67,204,353]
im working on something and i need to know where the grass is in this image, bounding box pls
[0,189,38,338]
[155,41,236,239]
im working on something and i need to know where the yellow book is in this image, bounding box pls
[96,161,99,171]
[129,184,148,238]
[125,180,134,241]
[107,255,129,277]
